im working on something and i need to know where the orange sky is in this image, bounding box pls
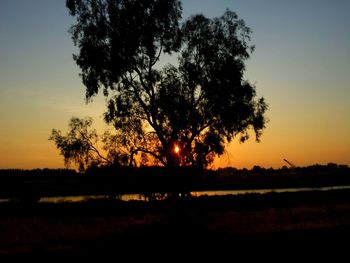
[0,1,349,169]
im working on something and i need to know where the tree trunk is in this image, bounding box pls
[165,145,180,168]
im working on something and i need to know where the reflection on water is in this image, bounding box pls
[191,185,350,197]
[40,194,147,203]
[1,185,350,203]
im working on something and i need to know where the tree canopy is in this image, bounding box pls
[63,0,268,169]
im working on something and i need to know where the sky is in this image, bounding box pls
[0,0,349,169]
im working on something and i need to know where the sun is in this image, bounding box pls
[174,145,180,154]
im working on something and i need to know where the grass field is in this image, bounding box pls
[1,189,349,257]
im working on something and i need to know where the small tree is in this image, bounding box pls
[64,0,268,169]
[50,117,121,171]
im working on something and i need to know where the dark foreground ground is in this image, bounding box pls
[1,189,350,258]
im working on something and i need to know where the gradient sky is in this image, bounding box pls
[0,0,349,169]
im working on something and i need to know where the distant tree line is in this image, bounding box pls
[1,163,348,177]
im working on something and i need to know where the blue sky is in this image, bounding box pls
[0,0,349,168]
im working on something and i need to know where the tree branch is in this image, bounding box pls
[129,147,166,166]
[188,119,215,150]
[88,143,113,165]
[125,72,167,149]
[78,130,113,165]
[151,44,163,68]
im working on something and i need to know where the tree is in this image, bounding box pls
[65,0,267,169]
[49,117,126,172]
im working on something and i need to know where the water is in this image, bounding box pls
[191,185,350,197]
[40,194,147,203]
[1,185,350,203]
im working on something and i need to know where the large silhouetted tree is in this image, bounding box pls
[65,0,267,169]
